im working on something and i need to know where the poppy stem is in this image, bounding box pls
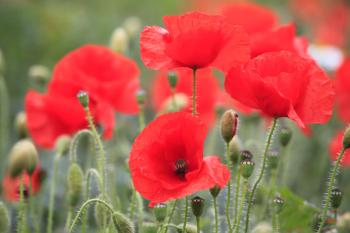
[213,197,219,233]
[235,179,248,233]
[164,200,178,233]
[138,102,146,131]
[192,68,197,116]
[182,196,189,233]
[225,142,233,233]
[196,216,200,233]
[272,207,280,233]
[233,164,241,229]
[316,147,346,233]
[17,175,27,233]
[46,151,63,233]
[244,118,278,233]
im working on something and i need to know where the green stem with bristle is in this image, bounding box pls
[164,200,177,233]
[244,118,278,233]
[317,148,346,233]
[233,165,241,229]
[225,142,233,233]
[183,197,189,233]
[196,216,200,233]
[17,176,27,233]
[235,179,248,233]
[213,197,219,233]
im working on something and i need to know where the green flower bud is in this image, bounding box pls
[153,203,167,222]
[112,211,134,233]
[176,224,197,233]
[167,71,178,89]
[273,196,284,214]
[240,159,255,179]
[228,137,241,164]
[136,89,146,105]
[55,135,71,155]
[15,111,28,139]
[191,196,205,217]
[343,126,350,149]
[110,27,129,54]
[123,16,142,38]
[209,185,221,198]
[0,202,10,233]
[331,187,343,209]
[67,163,83,207]
[28,65,50,84]
[337,212,350,233]
[8,139,39,177]
[252,222,273,233]
[94,195,112,227]
[220,110,238,143]
[77,90,89,108]
[279,127,292,147]
[268,151,279,170]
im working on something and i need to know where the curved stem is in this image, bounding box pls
[47,152,62,233]
[69,129,95,163]
[244,118,278,233]
[235,179,248,233]
[192,68,197,116]
[213,198,219,233]
[196,217,200,233]
[164,200,178,233]
[225,143,233,233]
[317,148,346,233]
[183,197,189,233]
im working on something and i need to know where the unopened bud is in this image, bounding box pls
[110,28,129,54]
[67,163,83,207]
[112,211,134,233]
[167,71,178,89]
[240,159,255,179]
[8,139,39,177]
[343,126,350,149]
[191,196,205,217]
[220,110,238,143]
[279,127,292,147]
[176,224,197,233]
[123,17,142,38]
[136,89,146,105]
[153,203,167,222]
[77,91,89,108]
[228,137,241,164]
[268,151,279,170]
[252,222,273,233]
[337,212,350,233]
[0,202,10,233]
[273,196,284,213]
[240,150,253,162]
[28,65,50,84]
[55,135,71,155]
[209,185,221,198]
[331,187,343,209]
[15,111,28,139]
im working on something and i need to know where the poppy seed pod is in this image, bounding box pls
[240,150,253,162]
[8,139,39,177]
[176,224,197,233]
[220,110,238,143]
[15,111,28,139]
[110,27,129,54]
[67,163,83,207]
[279,127,292,147]
[0,202,10,233]
[251,222,273,233]
[153,203,167,222]
[112,211,134,233]
[55,135,71,155]
[167,71,178,88]
[77,90,89,108]
[123,17,142,38]
[136,89,146,105]
[273,196,284,213]
[191,196,205,217]
[28,65,50,84]
[241,159,255,179]
[343,126,350,149]
[331,187,343,209]
[337,212,350,233]
[209,185,221,198]
[268,151,279,170]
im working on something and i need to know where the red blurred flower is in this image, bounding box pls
[329,131,350,166]
[225,51,334,129]
[2,165,43,202]
[140,11,250,72]
[25,45,140,149]
[129,112,230,206]
[335,58,350,123]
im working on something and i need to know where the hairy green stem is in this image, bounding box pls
[213,197,219,233]
[196,217,200,233]
[225,143,233,233]
[244,118,278,233]
[164,200,178,233]
[317,148,346,233]
[233,166,241,228]
[17,176,27,233]
[183,197,189,233]
[235,180,248,233]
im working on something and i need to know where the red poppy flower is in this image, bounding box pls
[129,112,230,206]
[225,51,335,129]
[2,165,43,202]
[152,68,220,127]
[329,131,350,166]
[335,58,350,123]
[140,11,250,72]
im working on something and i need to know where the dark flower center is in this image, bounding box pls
[175,159,187,180]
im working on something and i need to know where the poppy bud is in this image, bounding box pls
[94,194,112,227]
[14,111,28,139]
[228,137,241,164]
[331,187,343,209]
[67,163,83,207]
[55,135,71,155]
[268,151,279,170]
[167,71,178,89]
[136,89,146,105]
[112,211,134,233]
[110,27,129,54]
[28,65,50,84]
[209,185,221,198]
[191,196,205,218]
[343,126,350,149]
[77,90,89,108]
[279,127,292,147]
[240,150,253,162]
[142,222,158,233]
[251,222,273,233]
[337,212,350,233]
[273,196,284,214]
[123,17,142,38]
[176,224,197,233]
[220,110,238,143]
[153,203,167,222]
[240,159,255,179]
[8,139,39,177]
[0,202,10,233]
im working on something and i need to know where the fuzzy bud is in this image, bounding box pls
[331,187,343,209]
[268,151,279,170]
[0,202,10,233]
[176,224,197,233]
[210,185,221,198]
[343,126,350,149]
[136,89,146,105]
[15,111,28,139]
[191,196,205,217]
[77,91,89,108]
[220,110,238,143]
[279,127,292,147]
[67,163,83,207]
[55,135,71,155]
[123,17,142,38]
[228,137,241,164]
[273,196,284,213]
[337,212,350,233]
[94,195,112,226]
[112,211,134,233]
[8,139,39,177]
[240,159,255,179]
[252,222,273,233]
[167,71,178,89]
[153,203,167,222]
[110,27,129,54]
[28,65,50,84]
